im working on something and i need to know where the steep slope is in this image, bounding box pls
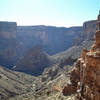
[62,13,100,100]
[0,66,37,100]
[31,60,74,100]
[52,40,93,63]
[17,26,82,55]
[0,22,19,68]
[82,20,96,40]
[73,20,96,46]
[13,46,52,75]
[0,62,75,100]
[52,20,97,64]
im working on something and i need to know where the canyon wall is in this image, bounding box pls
[17,26,82,55]
[63,14,100,100]
[0,20,97,74]
[0,22,82,69]
[0,22,19,68]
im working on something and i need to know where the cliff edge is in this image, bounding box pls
[62,12,100,100]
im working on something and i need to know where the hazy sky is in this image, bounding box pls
[0,0,99,27]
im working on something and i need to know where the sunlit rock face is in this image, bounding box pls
[63,13,100,100]
[76,30,100,100]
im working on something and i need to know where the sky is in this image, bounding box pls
[0,0,99,27]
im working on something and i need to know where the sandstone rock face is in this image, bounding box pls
[63,84,77,96]
[62,14,100,100]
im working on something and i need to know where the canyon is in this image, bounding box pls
[0,20,96,75]
[0,15,99,100]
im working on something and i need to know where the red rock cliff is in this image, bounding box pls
[63,12,100,100]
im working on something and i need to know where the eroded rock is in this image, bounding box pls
[62,12,100,100]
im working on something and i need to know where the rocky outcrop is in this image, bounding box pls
[62,13,100,100]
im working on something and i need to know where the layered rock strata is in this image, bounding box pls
[63,12,100,100]
[0,22,18,68]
